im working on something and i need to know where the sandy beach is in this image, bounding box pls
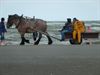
[0,0,100,74]
[0,45,100,75]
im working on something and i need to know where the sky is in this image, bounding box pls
[0,0,100,21]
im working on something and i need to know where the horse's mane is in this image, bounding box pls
[8,14,20,20]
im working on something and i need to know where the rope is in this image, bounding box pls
[33,29,61,41]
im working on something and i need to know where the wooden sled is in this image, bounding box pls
[64,32,100,44]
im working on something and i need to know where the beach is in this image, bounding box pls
[0,0,100,74]
[0,45,100,75]
[0,21,100,75]
[2,21,100,45]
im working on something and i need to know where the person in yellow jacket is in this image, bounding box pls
[72,18,86,43]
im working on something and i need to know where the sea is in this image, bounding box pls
[2,20,100,45]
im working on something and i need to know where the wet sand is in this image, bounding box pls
[0,45,100,75]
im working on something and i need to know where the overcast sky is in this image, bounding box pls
[0,0,100,21]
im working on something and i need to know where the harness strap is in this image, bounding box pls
[16,20,20,28]
[16,17,22,28]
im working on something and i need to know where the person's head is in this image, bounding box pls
[73,18,77,21]
[73,18,78,23]
[67,18,71,23]
[1,17,5,22]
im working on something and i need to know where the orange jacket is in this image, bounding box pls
[73,20,85,32]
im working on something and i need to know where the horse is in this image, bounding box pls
[7,14,53,45]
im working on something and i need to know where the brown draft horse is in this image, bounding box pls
[7,14,53,45]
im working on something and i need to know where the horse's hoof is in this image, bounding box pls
[48,41,53,45]
[20,42,25,45]
[34,42,39,45]
[25,40,30,43]
[33,38,37,41]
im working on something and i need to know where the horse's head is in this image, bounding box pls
[7,14,21,28]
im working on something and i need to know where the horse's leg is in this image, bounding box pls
[46,32,53,45]
[24,38,30,43]
[20,32,29,45]
[33,32,38,41]
[20,36,25,45]
[20,36,30,45]
[34,32,42,45]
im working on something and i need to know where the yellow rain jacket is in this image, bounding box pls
[73,20,85,43]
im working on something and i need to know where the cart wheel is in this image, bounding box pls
[75,38,82,44]
[69,38,76,44]
[69,37,82,45]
